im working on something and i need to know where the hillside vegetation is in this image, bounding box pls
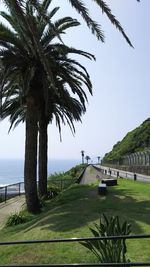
[48,164,86,181]
[103,118,150,161]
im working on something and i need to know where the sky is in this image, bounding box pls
[0,0,150,161]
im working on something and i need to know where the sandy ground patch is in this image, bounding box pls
[0,195,25,229]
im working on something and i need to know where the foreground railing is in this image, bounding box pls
[0,234,150,266]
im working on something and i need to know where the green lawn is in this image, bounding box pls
[0,179,149,265]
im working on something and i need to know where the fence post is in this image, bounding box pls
[117,171,119,178]
[5,186,7,203]
[18,183,21,196]
[60,180,63,191]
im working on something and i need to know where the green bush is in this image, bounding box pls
[6,212,27,227]
[80,214,131,263]
[48,164,87,182]
[47,164,87,191]
[47,184,61,199]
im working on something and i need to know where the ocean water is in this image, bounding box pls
[0,159,80,186]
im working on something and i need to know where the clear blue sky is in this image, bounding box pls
[0,0,149,161]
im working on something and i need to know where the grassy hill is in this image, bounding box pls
[103,118,150,161]
[0,178,149,265]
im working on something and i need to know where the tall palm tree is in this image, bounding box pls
[0,1,94,212]
[1,86,86,197]
[81,150,85,164]
[97,156,101,164]
[0,0,139,212]
[85,155,91,164]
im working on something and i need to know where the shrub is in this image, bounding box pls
[0,196,3,203]
[48,164,87,182]
[6,212,27,227]
[39,196,46,208]
[80,214,131,263]
[47,184,61,199]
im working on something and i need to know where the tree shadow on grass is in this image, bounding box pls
[24,182,150,234]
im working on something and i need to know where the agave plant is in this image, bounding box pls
[80,214,131,263]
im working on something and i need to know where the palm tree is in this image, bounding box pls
[81,150,85,164]
[0,1,94,211]
[38,87,87,197]
[1,86,86,197]
[85,155,91,164]
[0,0,139,212]
[97,156,101,164]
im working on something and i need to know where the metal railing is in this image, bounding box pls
[96,165,150,183]
[0,178,76,203]
[0,182,24,203]
[0,234,150,266]
[48,179,76,190]
[0,164,87,203]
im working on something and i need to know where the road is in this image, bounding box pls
[96,165,150,183]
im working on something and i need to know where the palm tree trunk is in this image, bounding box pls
[38,114,48,198]
[24,96,40,213]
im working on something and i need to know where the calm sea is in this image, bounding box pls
[0,159,80,186]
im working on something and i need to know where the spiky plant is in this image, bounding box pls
[80,214,131,263]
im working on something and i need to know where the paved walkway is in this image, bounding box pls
[80,165,108,184]
[0,195,25,229]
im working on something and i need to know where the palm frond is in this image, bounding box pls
[92,0,133,47]
[67,0,104,41]
[41,17,80,48]
[0,22,27,53]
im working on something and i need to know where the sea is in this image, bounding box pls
[0,159,81,186]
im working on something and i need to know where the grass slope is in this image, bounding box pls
[0,179,149,264]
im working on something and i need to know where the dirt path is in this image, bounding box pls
[0,195,25,229]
